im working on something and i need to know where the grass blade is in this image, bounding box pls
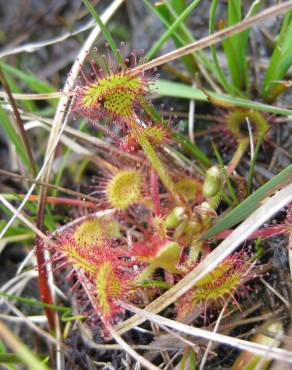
[0,105,31,170]
[144,0,198,74]
[82,0,121,63]
[1,63,55,93]
[134,2,292,75]
[3,74,36,112]
[0,353,46,365]
[0,321,49,370]
[0,66,37,176]
[147,0,201,60]
[172,131,212,167]
[156,79,292,115]
[242,0,262,47]
[209,0,238,95]
[171,0,187,15]
[205,164,292,238]
[261,11,292,101]
[1,63,57,108]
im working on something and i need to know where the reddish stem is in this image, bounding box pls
[150,169,161,216]
[213,225,288,240]
[18,194,98,209]
[36,231,55,330]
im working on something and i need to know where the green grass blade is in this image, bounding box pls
[172,131,212,167]
[222,36,245,90]
[204,164,292,238]
[147,0,201,60]
[263,38,292,101]
[171,0,187,15]
[209,0,238,95]
[144,0,197,74]
[4,74,36,112]
[0,105,31,170]
[157,79,206,99]
[1,64,55,93]
[0,292,70,312]
[145,0,219,81]
[0,66,37,176]
[156,79,292,116]
[0,321,50,370]
[0,353,46,365]
[218,0,254,91]
[0,341,17,370]
[82,0,121,63]
[1,63,57,108]
[226,0,247,90]
[228,0,241,23]
[242,0,262,48]
[189,348,197,370]
[262,11,292,101]
[163,0,223,81]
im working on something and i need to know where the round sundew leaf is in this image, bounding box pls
[73,218,121,246]
[106,169,143,210]
[175,178,201,201]
[80,74,144,121]
[226,110,269,140]
[73,219,103,246]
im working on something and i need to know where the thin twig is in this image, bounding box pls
[199,303,227,370]
[0,169,100,203]
[0,195,53,245]
[188,82,196,144]
[260,277,290,308]
[0,18,96,58]
[0,91,67,100]
[122,303,292,364]
[246,117,255,160]
[107,325,160,370]
[0,104,72,240]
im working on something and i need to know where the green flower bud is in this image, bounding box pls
[203,166,222,198]
[164,207,186,229]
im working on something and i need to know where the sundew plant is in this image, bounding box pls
[0,1,292,369]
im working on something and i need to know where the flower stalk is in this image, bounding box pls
[128,119,181,204]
